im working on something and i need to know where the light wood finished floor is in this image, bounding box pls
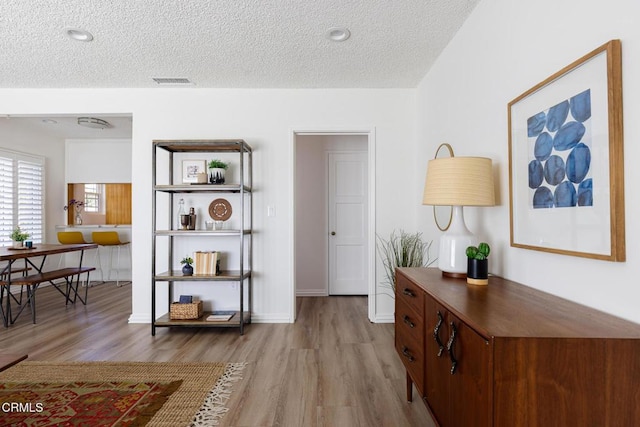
[0,283,433,426]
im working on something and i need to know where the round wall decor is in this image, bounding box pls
[208,198,232,221]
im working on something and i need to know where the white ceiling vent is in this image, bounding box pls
[152,78,195,86]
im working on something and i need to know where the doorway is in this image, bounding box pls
[0,114,133,274]
[292,130,376,322]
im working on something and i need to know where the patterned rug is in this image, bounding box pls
[0,380,182,426]
[0,361,245,426]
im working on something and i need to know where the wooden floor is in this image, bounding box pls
[0,282,432,426]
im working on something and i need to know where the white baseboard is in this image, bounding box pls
[128,313,150,323]
[373,313,394,323]
[251,313,292,323]
[295,289,328,297]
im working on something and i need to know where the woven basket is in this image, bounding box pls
[170,300,203,320]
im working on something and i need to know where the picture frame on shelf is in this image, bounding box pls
[182,159,206,183]
[507,39,624,261]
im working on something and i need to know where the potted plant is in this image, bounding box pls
[180,256,194,276]
[466,242,490,285]
[208,159,229,184]
[10,227,30,249]
[376,230,436,297]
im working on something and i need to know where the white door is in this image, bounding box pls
[328,152,368,295]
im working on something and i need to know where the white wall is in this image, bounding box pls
[66,139,132,183]
[0,119,66,245]
[0,88,416,323]
[417,0,640,323]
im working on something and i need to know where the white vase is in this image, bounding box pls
[74,206,83,225]
[13,241,23,249]
[209,168,226,184]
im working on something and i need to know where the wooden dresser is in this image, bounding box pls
[395,267,640,427]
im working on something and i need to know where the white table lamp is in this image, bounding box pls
[422,156,495,277]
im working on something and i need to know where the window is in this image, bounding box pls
[0,149,44,245]
[84,183,101,213]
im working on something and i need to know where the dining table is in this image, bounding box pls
[0,243,97,327]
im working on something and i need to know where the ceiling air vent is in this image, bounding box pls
[152,78,194,86]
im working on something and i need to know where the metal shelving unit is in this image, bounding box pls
[151,139,252,335]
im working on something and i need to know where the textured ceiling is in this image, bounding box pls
[0,0,479,89]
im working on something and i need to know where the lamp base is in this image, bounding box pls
[442,271,466,279]
[437,206,478,276]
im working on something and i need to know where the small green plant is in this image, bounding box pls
[376,230,436,296]
[466,242,490,260]
[10,227,30,242]
[208,159,228,169]
[180,256,193,266]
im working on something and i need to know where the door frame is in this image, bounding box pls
[290,128,377,322]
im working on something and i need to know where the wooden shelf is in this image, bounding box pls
[154,184,252,193]
[154,311,251,328]
[155,229,251,237]
[154,270,251,281]
[153,139,252,153]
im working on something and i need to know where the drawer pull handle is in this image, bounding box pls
[447,322,458,375]
[402,346,415,363]
[402,288,415,297]
[403,315,415,328]
[433,310,445,357]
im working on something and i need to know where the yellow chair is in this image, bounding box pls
[57,231,88,244]
[91,231,130,287]
[56,231,92,276]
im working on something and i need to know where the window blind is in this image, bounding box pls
[0,149,44,245]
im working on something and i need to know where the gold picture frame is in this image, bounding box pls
[507,39,624,261]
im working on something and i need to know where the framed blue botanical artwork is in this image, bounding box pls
[508,40,625,261]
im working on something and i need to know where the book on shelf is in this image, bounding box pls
[205,311,236,322]
[193,251,221,275]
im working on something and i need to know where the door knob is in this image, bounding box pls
[330,231,336,236]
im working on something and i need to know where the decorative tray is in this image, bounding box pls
[208,198,232,221]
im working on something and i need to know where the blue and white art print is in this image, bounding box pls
[508,40,624,260]
[527,89,593,209]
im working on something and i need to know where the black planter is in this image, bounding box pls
[182,264,193,276]
[467,258,488,285]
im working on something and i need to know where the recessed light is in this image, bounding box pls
[326,27,351,42]
[42,119,58,124]
[65,28,94,42]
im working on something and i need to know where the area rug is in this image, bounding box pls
[0,361,245,426]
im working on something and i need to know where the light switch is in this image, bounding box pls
[267,205,276,217]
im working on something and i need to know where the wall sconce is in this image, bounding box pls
[422,156,495,277]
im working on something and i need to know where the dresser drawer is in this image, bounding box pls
[395,323,425,395]
[395,302,424,350]
[396,273,424,316]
